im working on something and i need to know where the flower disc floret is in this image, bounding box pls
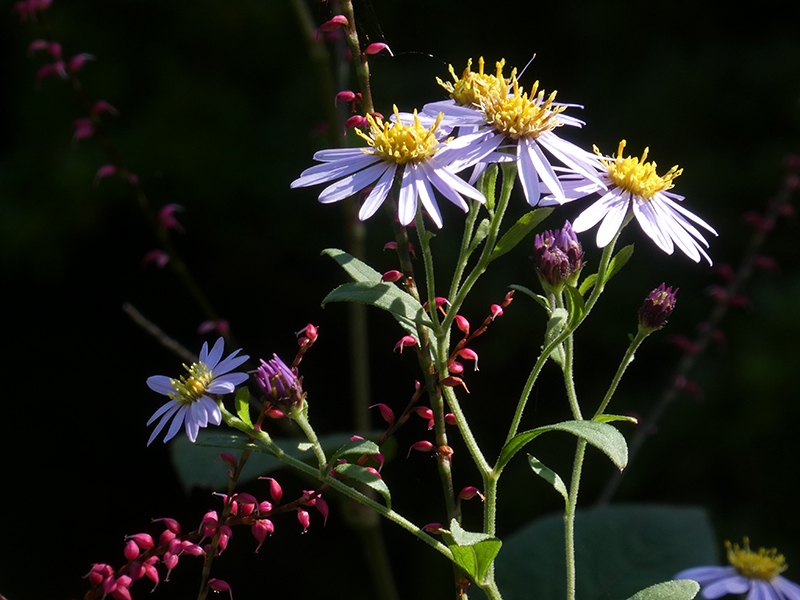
[599,140,682,199]
[482,77,566,140]
[437,57,510,108]
[357,107,444,165]
[727,539,788,581]
[169,362,214,406]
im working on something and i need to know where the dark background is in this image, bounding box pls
[1,0,799,598]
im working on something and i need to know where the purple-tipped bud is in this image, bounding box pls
[532,221,584,292]
[256,355,303,408]
[638,284,678,332]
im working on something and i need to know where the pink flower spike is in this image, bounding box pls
[208,578,233,599]
[381,269,403,282]
[394,335,418,353]
[95,164,117,184]
[297,509,311,531]
[370,403,395,424]
[364,42,393,56]
[260,477,283,503]
[407,440,434,458]
[315,497,329,526]
[124,539,140,561]
[457,348,479,371]
[440,376,470,393]
[454,315,470,335]
[317,15,348,36]
[73,118,94,141]
[142,249,169,269]
[68,53,95,73]
[458,486,485,501]
[92,100,118,115]
[158,203,185,232]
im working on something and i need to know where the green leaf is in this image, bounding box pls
[321,281,432,331]
[528,455,569,504]
[578,273,597,296]
[495,504,718,600]
[497,420,628,472]
[509,284,550,310]
[329,438,381,464]
[334,463,392,509]
[564,284,586,329]
[491,208,553,262]
[234,387,252,427]
[447,519,502,582]
[593,414,639,425]
[604,244,634,285]
[172,431,361,493]
[544,307,569,366]
[627,580,700,600]
[468,219,491,255]
[478,164,499,213]
[322,248,382,283]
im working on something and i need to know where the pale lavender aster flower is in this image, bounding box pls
[146,338,249,445]
[547,140,717,265]
[676,539,800,600]
[291,106,496,229]
[422,57,604,206]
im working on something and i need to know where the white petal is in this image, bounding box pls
[214,350,248,377]
[318,161,390,204]
[634,199,675,255]
[526,137,564,201]
[206,338,225,370]
[291,153,380,188]
[414,166,443,228]
[201,396,222,426]
[192,399,209,428]
[397,167,418,225]
[572,189,623,233]
[596,194,631,247]
[312,147,370,162]
[359,163,397,220]
[517,140,542,206]
[422,161,484,209]
[184,407,201,443]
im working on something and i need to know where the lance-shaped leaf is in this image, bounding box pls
[497,420,628,473]
[329,438,381,464]
[322,248,382,283]
[528,455,569,505]
[626,580,700,600]
[510,284,550,311]
[334,463,391,509]
[322,281,433,331]
[593,414,639,425]
[578,245,634,295]
[491,208,553,262]
[447,519,502,582]
[234,387,252,427]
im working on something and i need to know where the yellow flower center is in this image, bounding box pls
[169,362,213,406]
[356,106,444,165]
[726,538,788,580]
[598,140,682,199]
[481,71,566,141]
[437,57,509,107]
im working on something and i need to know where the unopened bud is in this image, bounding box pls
[423,523,444,534]
[364,42,393,56]
[638,284,678,333]
[454,314,470,335]
[458,486,485,501]
[394,335,417,353]
[381,269,403,282]
[440,376,469,393]
[408,440,434,458]
[297,509,311,531]
[370,403,395,424]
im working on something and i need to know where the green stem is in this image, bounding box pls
[564,439,587,600]
[292,404,328,475]
[593,329,650,418]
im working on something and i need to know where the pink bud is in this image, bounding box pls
[345,114,368,133]
[422,522,443,534]
[182,543,205,557]
[126,533,155,550]
[440,376,469,393]
[458,486,485,501]
[112,576,132,600]
[383,241,398,250]
[258,500,273,514]
[407,440,434,458]
[234,492,257,507]
[103,575,118,595]
[715,264,735,281]
[94,164,117,183]
[142,249,169,269]
[315,497,329,526]
[335,90,356,107]
[423,297,450,313]
[413,406,433,422]
[317,15,348,34]
[372,452,385,471]
[381,269,403,282]
[158,203,185,232]
[260,477,283,503]
[752,255,778,272]
[448,361,464,374]
[296,323,318,343]
[252,519,274,552]
[490,304,503,320]
[370,403,395,424]
[445,413,457,426]
[91,100,118,115]
[67,53,94,73]
[454,314,470,335]
[218,525,232,552]
[73,118,94,141]
[129,561,144,581]
[297,509,311,531]
[124,539,140,562]
[364,42,393,56]
[394,335,417,353]
[144,561,159,584]
[218,452,238,468]
[158,529,176,546]
[208,578,233,599]
[457,348,479,371]
[163,552,179,570]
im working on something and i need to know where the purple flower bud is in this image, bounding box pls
[638,284,678,332]
[533,221,584,292]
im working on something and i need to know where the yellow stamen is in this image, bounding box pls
[169,362,213,406]
[726,538,788,581]
[436,57,510,107]
[356,105,444,165]
[597,140,682,199]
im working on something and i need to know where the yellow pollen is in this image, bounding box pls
[597,140,682,199]
[356,105,444,165]
[481,71,566,140]
[726,538,788,581]
[436,57,510,107]
[169,361,213,406]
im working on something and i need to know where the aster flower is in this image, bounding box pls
[422,57,604,206]
[551,140,717,265]
[255,354,304,409]
[146,338,249,445]
[291,106,496,228]
[676,538,800,600]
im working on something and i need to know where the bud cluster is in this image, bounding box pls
[532,221,584,293]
